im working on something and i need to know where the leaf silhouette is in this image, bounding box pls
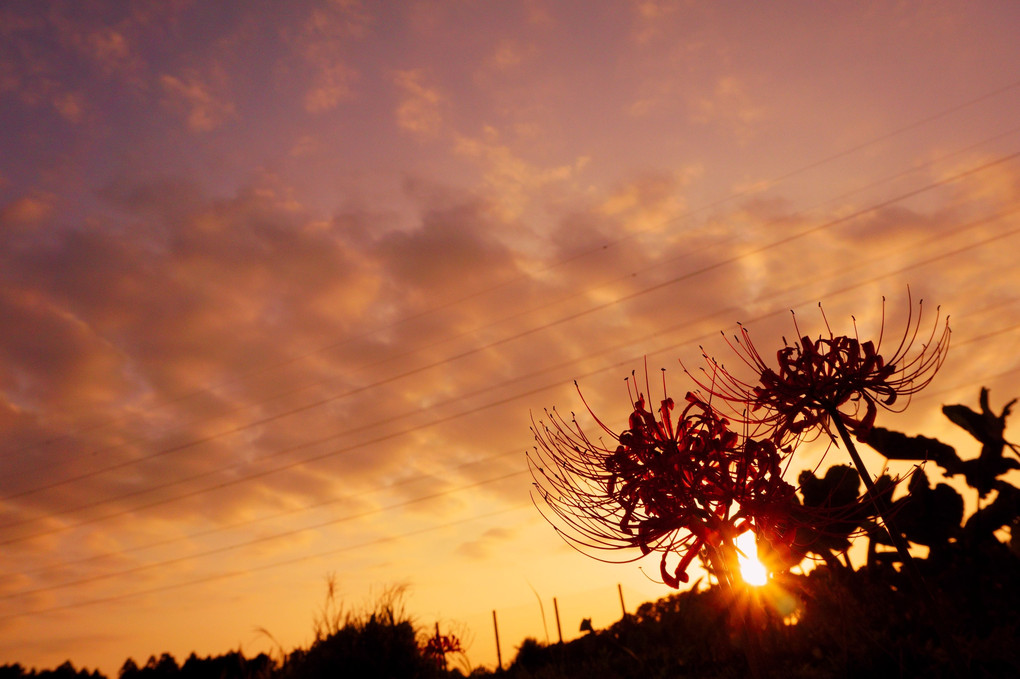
[942,388,1020,496]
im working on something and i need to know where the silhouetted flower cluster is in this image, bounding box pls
[689,294,950,444]
[529,294,951,588]
[421,631,463,670]
[529,381,794,587]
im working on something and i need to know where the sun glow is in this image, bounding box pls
[735,531,768,586]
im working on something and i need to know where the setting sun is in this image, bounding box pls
[736,531,768,587]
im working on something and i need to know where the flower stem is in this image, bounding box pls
[828,410,918,572]
[828,407,966,673]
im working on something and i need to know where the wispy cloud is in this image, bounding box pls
[160,71,236,131]
[393,69,444,138]
[293,1,368,112]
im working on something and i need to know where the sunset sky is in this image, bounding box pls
[2,1,1020,674]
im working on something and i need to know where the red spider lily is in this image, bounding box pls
[421,631,463,668]
[688,294,950,443]
[528,375,795,588]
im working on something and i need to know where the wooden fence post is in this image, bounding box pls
[492,609,502,671]
[553,597,563,644]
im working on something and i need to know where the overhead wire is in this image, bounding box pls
[2,82,1019,622]
[6,76,1018,465]
[4,257,1016,616]
[3,185,1018,554]
[4,445,525,579]
[0,504,535,622]
[3,147,1018,512]
[0,467,530,602]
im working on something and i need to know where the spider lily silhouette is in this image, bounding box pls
[686,293,950,446]
[529,294,950,590]
[529,376,794,588]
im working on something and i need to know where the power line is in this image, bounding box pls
[5,446,524,579]
[2,214,1018,617]
[3,202,1018,547]
[0,504,535,622]
[8,77,1018,464]
[3,318,1014,616]
[4,148,1017,511]
[0,468,529,602]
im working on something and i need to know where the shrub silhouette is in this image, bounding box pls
[276,582,452,679]
[178,652,274,679]
[0,662,103,679]
[501,387,1020,678]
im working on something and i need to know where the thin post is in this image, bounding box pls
[434,622,447,671]
[492,609,502,671]
[617,583,626,618]
[553,597,563,644]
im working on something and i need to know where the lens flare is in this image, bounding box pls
[735,531,768,586]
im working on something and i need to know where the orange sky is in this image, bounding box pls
[2,1,1020,674]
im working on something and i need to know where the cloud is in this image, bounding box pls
[487,39,539,72]
[524,0,555,27]
[0,4,152,126]
[0,159,649,549]
[303,61,358,113]
[453,127,588,221]
[630,0,683,44]
[78,27,142,80]
[1,157,1008,553]
[689,75,764,140]
[372,200,519,297]
[455,526,516,560]
[52,91,86,124]
[0,9,66,109]
[292,1,369,112]
[1,193,55,227]
[290,134,320,158]
[0,176,391,516]
[159,71,236,131]
[597,170,697,233]
[393,69,443,138]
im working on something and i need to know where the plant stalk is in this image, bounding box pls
[828,407,966,673]
[828,410,919,575]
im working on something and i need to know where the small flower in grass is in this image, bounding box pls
[689,293,950,443]
[422,630,463,669]
[528,374,794,588]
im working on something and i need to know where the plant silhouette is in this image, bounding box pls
[523,295,1018,677]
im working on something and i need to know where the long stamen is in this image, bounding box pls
[530,377,793,590]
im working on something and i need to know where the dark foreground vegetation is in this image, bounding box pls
[3,389,1017,678]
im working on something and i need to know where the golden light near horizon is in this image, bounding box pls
[735,531,768,587]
